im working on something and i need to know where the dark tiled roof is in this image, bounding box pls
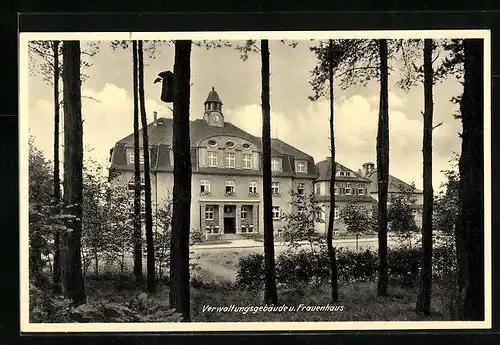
[111,117,318,178]
[366,169,423,194]
[205,87,223,104]
[316,159,372,182]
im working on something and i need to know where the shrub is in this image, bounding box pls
[336,248,378,282]
[29,281,73,323]
[235,245,453,290]
[236,253,265,290]
[387,247,421,286]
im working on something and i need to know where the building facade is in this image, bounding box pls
[109,88,319,236]
[313,159,375,235]
[361,162,424,229]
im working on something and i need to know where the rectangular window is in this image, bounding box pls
[249,181,258,194]
[207,151,218,167]
[345,183,352,195]
[345,171,351,176]
[272,206,280,220]
[272,181,280,195]
[339,171,345,176]
[225,180,235,194]
[242,153,252,169]
[127,149,145,165]
[297,182,305,195]
[334,183,338,195]
[241,206,248,219]
[225,152,235,168]
[334,206,340,219]
[357,184,364,195]
[200,180,211,194]
[296,160,307,173]
[271,158,282,172]
[205,206,214,220]
[315,183,321,195]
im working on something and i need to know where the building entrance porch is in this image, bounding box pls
[201,202,259,236]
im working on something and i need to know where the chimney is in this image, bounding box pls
[362,162,375,176]
[153,111,158,124]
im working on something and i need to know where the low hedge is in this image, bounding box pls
[236,246,455,290]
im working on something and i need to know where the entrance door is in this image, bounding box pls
[223,205,236,234]
[224,217,236,234]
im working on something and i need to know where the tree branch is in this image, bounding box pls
[432,122,443,130]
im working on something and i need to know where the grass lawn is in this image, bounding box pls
[80,274,451,322]
[191,280,450,322]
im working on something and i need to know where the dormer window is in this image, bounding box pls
[225,152,235,168]
[242,143,251,150]
[207,151,218,167]
[127,148,148,165]
[296,160,307,173]
[207,139,217,147]
[271,158,282,172]
[225,140,235,148]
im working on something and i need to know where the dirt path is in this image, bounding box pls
[194,257,238,282]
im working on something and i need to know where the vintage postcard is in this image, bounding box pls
[19,29,491,332]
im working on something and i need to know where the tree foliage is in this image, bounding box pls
[341,198,373,251]
[387,183,420,247]
[281,191,325,252]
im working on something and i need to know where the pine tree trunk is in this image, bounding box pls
[169,40,192,322]
[376,39,389,297]
[326,39,339,302]
[52,40,62,294]
[138,40,156,293]
[132,41,143,287]
[456,39,484,321]
[416,38,434,315]
[62,40,86,306]
[261,39,278,305]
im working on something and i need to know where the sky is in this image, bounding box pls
[27,39,464,191]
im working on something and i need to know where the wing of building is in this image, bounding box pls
[361,162,424,228]
[313,158,376,235]
[109,87,319,236]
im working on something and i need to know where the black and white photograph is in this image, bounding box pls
[19,30,491,332]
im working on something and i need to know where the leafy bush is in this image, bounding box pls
[29,281,73,323]
[236,245,454,290]
[387,247,421,286]
[236,253,265,290]
[336,248,378,282]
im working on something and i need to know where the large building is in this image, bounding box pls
[109,88,319,236]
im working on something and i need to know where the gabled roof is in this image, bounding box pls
[365,169,423,194]
[315,159,372,182]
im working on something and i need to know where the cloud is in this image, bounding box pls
[28,83,165,168]
[226,93,459,190]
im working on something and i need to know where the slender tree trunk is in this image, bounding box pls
[138,40,156,293]
[261,39,278,305]
[52,40,62,294]
[326,39,339,302]
[132,41,143,287]
[455,39,484,321]
[169,40,192,322]
[376,39,389,297]
[416,38,434,315]
[62,40,86,306]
